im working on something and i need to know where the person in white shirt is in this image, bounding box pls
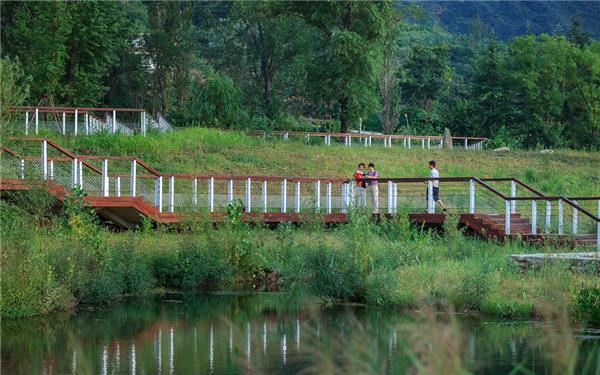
[426,160,447,212]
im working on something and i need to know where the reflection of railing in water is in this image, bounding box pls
[1,137,598,248]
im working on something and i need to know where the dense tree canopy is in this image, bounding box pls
[1,0,598,149]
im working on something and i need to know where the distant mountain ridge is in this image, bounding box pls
[412,1,600,40]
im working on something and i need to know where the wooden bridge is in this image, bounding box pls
[1,137,598,249]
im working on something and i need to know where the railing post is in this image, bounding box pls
[168,176,175,213]
[469,179,475,214]
[572,200,578,235]
[141,112,147,136]
[155,176,163,212]
[74,109,78,136]
[102,159,109,197]
[192,178,198,209]
[315,180,321,213]
[387,181,393,214]
[281,179,287,213]
[597,200,600,250]
[112,110,117,134]
[403,138,407,148]
[326,182,332,214]
[130,160,137,197]
[62,112,66,135]
[262,181,268,213]
[421,139,425,149]
[245,178,252,213]
[393,182,398,213]
[208,177,214,213]
[71,158,78,188]
[558,199,564,235]
[531,200,537,235]
[85,113,89,135]
[19,159,25,179]
[464,139,468,149]
[49,160,54,180]
[545,201,551,234]
[427,181,434,214]
[510,180,516,213]
[341,183,348,213]
[408,137,411,149]
[295,182,301,213]
[427,137,431,149]
[505,200,511,236]
[25,111,29,135]
[35,108,39,135]
[115,176,121,197]
[348,135,352,147]
[78,161,83,189]
[227,179,234,203]
[41,140,48,180]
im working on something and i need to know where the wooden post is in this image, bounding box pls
[208,177,214,213]
[102,159,109,197]
[504,200,511,235]
[281,179,287,213]
[245,178,252,212]
[168,176,175,213]
[262,181,268,213]
[315,180,321,213]
[41,140,48,180]
[130,160,137,197]
[531,200,537,234]
[469,179,475,214]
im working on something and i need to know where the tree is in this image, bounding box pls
[286,1,391,132]
[377,11,403,134]
[0,57,31,123]
[569,13,591,47]
[145,2,196,115]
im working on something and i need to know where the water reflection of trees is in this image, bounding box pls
[2,295,598,374]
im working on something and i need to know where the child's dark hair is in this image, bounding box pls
[358,163,365,168]
[368,163,375,168]
[429,160,436,167]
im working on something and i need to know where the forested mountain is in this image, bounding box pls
[418,1,600,39]
[1,1,599,150]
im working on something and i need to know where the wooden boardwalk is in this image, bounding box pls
[1,137,598,249]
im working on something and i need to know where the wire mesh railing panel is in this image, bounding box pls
[0,154,21,179]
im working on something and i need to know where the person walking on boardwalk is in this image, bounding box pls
[426,160,447,212]
[365,163,379,214]
[353,163,367,208]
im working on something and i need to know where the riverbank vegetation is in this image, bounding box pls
[2,189,599,320]
[2,1,599,149]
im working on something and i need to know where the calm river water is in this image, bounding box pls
[2,294,599,374]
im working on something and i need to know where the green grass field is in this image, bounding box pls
[49,127,600,197]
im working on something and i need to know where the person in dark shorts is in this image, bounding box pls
[426,160,447,212]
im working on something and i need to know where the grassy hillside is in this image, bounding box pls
[47,128,600,197]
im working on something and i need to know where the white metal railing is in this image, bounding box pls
[1,139,598,248]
